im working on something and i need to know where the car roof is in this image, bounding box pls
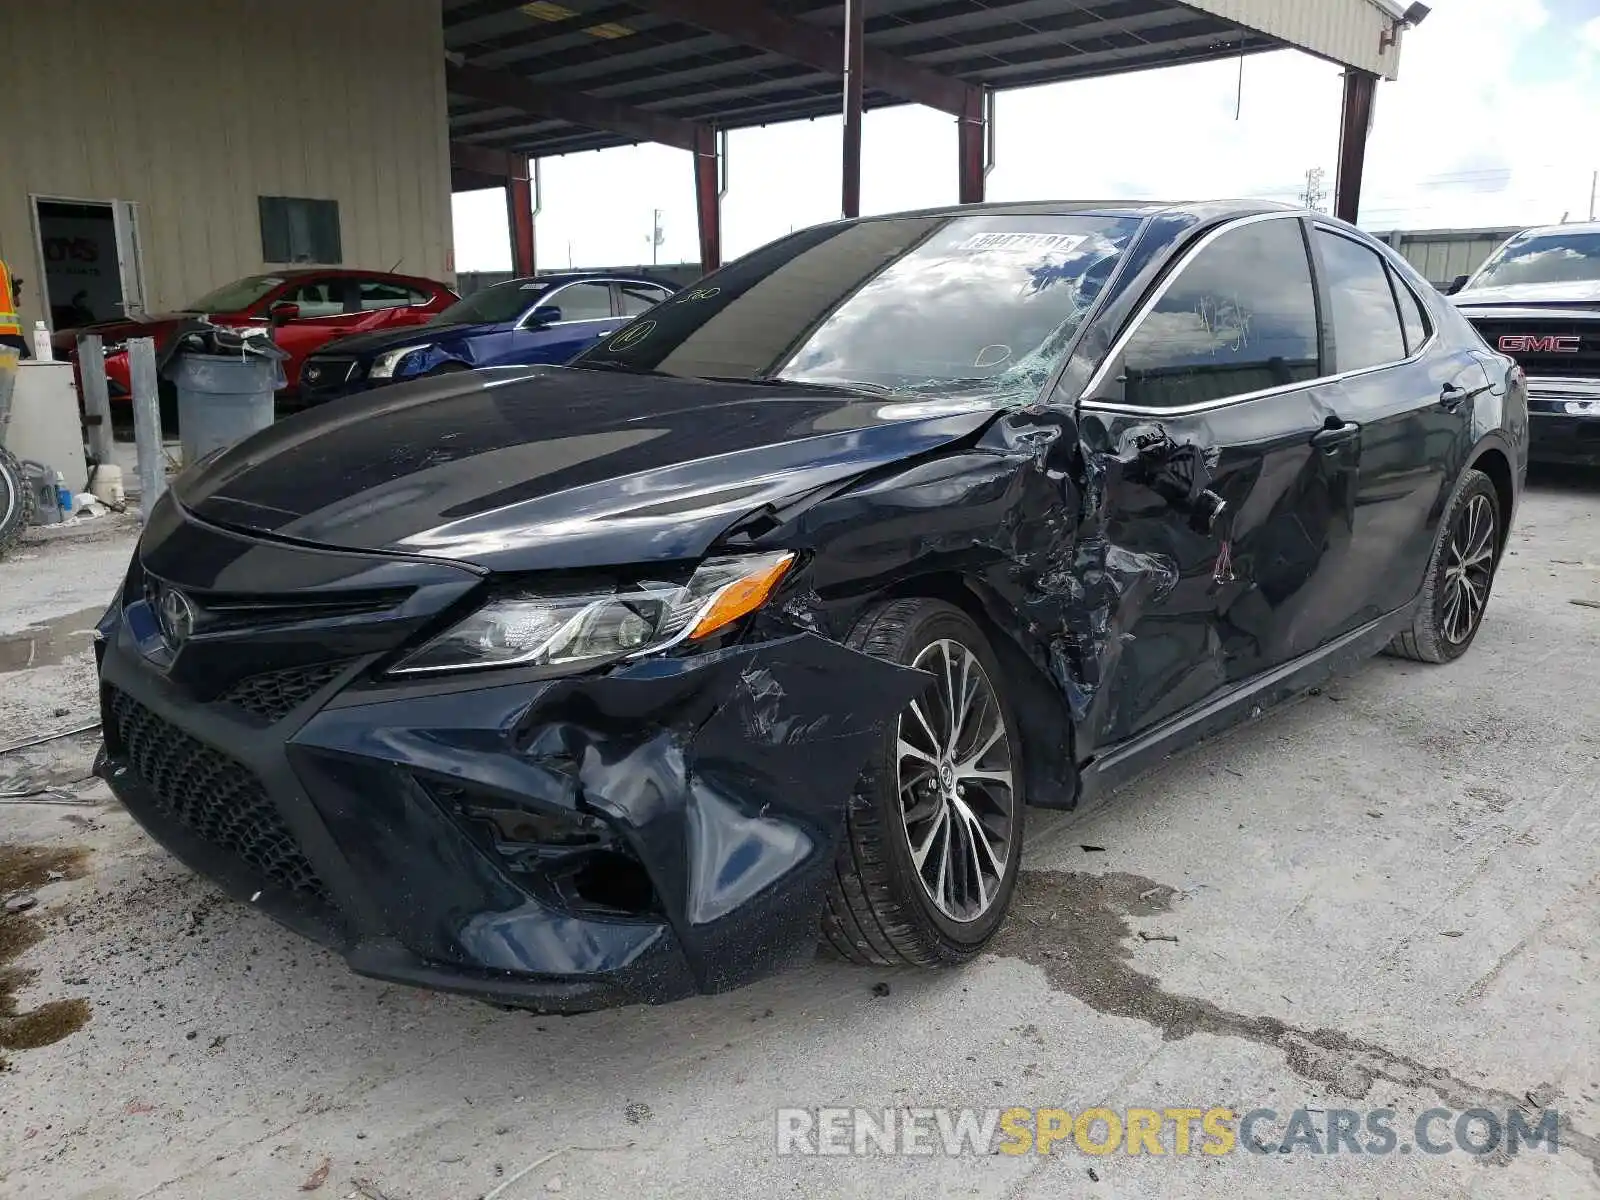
[846,198,1304,224]
[1508,221,1600,238]
[270,267,449,288]
[495,270,677,287]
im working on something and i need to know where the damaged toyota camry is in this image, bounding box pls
[95,201,1527,1010]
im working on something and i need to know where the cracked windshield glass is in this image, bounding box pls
[571,213,1141,403]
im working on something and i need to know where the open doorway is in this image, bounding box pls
[31,197,147,329]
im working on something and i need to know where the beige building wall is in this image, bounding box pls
[0,0,453,330]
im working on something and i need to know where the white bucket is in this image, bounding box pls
[91,463,125,507]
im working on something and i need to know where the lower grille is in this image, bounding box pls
[107,688,330,903]
[219,662,347,723]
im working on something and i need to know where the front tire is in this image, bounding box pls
[1387,467,1502,663]
[822,599,1025,967]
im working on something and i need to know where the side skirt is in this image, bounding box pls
[1073,601,1418,808]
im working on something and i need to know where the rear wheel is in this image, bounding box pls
[0,445,38,559]
[1387,467,1502,663]
[822,599,1025,966]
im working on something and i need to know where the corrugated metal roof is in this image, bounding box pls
[446,0,1406,159]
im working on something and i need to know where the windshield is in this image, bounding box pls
[184,275,285,313]
[433,279,548,325]
[1470,231,1600,289]
[571,213,1142,402]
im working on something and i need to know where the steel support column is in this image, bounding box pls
[507,165,536,276]
[841,0,864,219]
[958,86,987,205]
[694,125,722,274]
[1334,69,1377,224]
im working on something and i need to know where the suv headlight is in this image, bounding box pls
[370,346,427,380]
[389,551,795,676]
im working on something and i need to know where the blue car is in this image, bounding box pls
[296,271,677,403]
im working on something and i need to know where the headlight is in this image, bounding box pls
[370,346,427,380]
[1564,400,1600,416]
[389,551,795,676]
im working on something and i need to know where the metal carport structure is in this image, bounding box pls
[443,0,1419,275]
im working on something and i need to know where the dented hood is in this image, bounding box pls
[173,366,999,572]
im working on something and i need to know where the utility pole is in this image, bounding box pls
[1589,169,1597,222]
[1301,167,1327,212]
[649,209,664,266]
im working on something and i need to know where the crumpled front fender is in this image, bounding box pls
[291,633,927,998]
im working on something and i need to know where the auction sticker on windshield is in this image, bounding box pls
[958,232,1088,254]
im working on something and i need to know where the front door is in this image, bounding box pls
[1071,213,1358,756]
[267,277,361,388]
[527,280,626,362]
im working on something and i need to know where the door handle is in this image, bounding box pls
[1311,420,1360,451]
[1438,381,1487,410]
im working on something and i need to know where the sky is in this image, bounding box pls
[451,0,1600,272]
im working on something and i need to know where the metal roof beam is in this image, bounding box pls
[449,140,526,179]
[446,61,702,151]
[633,0,970,116]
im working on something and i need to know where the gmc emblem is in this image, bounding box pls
[1498,334,1582,354]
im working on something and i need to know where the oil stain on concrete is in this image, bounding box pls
[0,605,104,675]
[0,843,92,1069]
[993,870,1598,1174]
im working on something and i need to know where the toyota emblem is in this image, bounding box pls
[156,587,196,649]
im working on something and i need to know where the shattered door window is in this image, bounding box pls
[1119,218,1321,408]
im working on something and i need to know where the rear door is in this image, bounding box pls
[1306,226,1480,630]
[1073,213,1358,754]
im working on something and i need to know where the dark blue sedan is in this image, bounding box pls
[295,271,677,403]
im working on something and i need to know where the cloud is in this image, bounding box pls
[1583,15,1600,53]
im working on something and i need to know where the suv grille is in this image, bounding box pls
[1467,317,1600,380]
[107,688,329,903]
[219,662,346,723]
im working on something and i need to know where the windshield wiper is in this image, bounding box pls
[567,359,677,377]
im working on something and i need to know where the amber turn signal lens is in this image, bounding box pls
[688,552,796,640]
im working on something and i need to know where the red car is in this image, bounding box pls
[54,268,458,404]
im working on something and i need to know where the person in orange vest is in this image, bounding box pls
[0,259,26,358]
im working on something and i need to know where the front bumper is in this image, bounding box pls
[95,518,920,1010]
[1527,378,1600,465]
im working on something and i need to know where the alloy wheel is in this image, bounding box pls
[895,639,1016,923]
[1441,493,1497,645]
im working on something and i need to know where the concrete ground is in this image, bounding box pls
[1,472,1597,1200]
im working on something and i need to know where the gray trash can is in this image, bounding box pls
[166,352,279,464]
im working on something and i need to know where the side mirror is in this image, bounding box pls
[268,300,301,326]
[1444,274,1470,296]
[527,304,562,327]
